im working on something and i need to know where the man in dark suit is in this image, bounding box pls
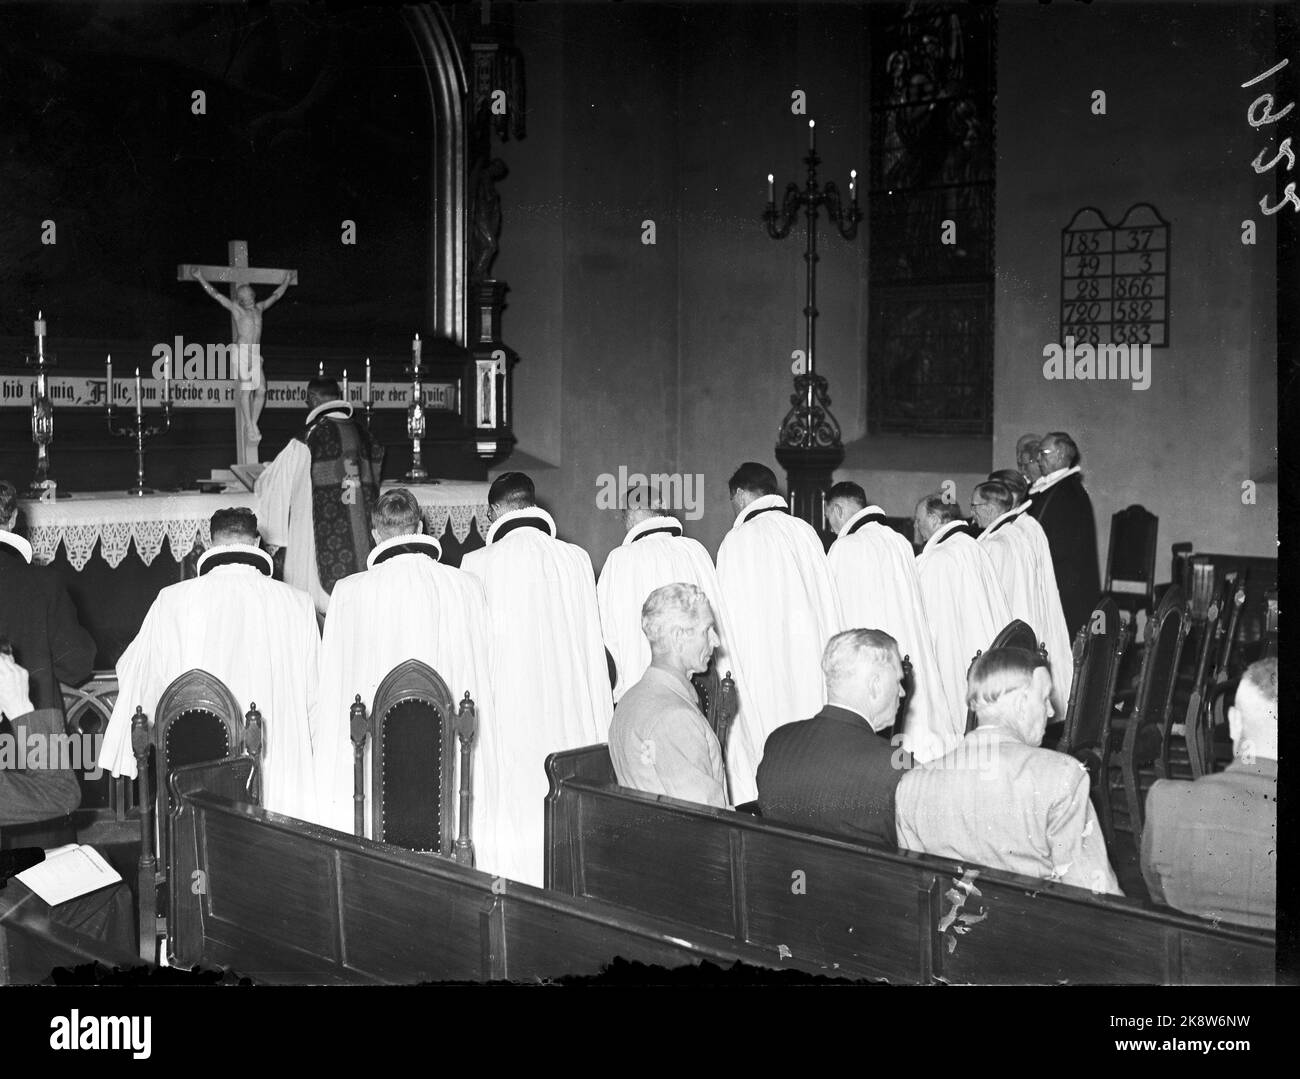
[0,481,96,719]
[756,628,908,845]
[1026,431,1100,636]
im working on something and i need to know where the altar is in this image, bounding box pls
[16,482,490,667]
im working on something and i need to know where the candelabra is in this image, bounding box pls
[764,120,861,451]
[404,335,439,484]
[106,364,172,496]
[22,311,69,499]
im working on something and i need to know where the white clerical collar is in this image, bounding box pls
[367,533,443,568]
[623,515,684,546]
[485,506,558,545]
[0,529,33,564]
[838,505,888,539]
[1029,464,1080,494]
[921,519,970,555]
[979,506,1022,539]
[734,493,788,529]
[305,400,354,425]
[196,543,274,576]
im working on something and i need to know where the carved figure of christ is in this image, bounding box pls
[178,241,298,464]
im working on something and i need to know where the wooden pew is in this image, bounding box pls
[544,745,1275,985]
[166,760,797,982]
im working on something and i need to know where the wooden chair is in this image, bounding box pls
[691,661,740,803]
[61,673,139,847]
[1104,505,1159,621]
[130,668,262,964]
[349,659,477,865]
[1180,580,1247,780]
[1056,599,1132,841]
[1107,588,1190,854]
[964,619,1043,734]
[890,653,915,738]
[1262,591,1278,659]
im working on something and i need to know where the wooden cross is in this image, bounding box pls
[177,241,298,464]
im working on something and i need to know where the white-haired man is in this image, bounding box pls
[314,488,496,847]
[1141,658,1277,929]
[757,629,909,846]
[913,493,1011,732]
[895,646,1122,895]
[608,583,728,807]
[1028,431,1100,637]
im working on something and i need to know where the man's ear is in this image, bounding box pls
[416,519,424,534]
[1227,703,1243,746]
[371,528,380,544]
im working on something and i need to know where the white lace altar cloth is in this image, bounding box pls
[19,482,490,571]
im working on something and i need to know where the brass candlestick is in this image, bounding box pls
[106,369,172,497]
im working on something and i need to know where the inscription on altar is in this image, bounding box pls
[0,377,458,411]
[1060,203,1170,348]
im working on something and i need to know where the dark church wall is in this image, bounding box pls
[504,0,1278,571]
[994,1,1279,564]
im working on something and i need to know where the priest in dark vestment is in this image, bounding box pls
[1026,431,1100,636]
[0,481,96,720]
[255,378,385,616]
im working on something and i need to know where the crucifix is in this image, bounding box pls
[177,240,298,465]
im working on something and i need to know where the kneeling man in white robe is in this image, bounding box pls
[609,583,729,807]
[913,494,1011,734]
[314,488,496,850]
[716,463,842,799]
[825,482,952,762]
[461,472,613,886]
[973,480,1073,718]
[98,508,320,821]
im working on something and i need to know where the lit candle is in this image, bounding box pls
[135,367,142,420]
[35,310,45,358]
[413,333,422,367]
[106,354,113,404]
[163,349,170,402]
[318,361,325,378]
[809,119,815,150]
[767,173,774,203]
[849,168,857,202]
[365,357,372,404]
[342,368,349,401]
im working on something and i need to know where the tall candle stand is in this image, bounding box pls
[106,367,173,496]
[22,311,68,499]
[404,334,438,484]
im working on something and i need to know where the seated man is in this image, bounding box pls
[895,646,1123,895]
[97,508,320,822]
[1141,658,1277,930]
[609,583,728,807]
[2,652,133,978]
[757,629,909,846]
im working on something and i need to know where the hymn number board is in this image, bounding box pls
[1060,204,1171,347]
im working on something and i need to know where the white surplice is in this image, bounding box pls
[98,546,320,822]
[827,506,955,762]
[314,534,497,849]
[715,494,843,795]
[914,520,1012,726]
[254,401,359,615]
[460,508,613,886]
[1008,503,1076,717]
[596,515,759,802]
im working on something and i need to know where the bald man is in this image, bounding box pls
[1141,659,1277,930]
[895,646,1122,895]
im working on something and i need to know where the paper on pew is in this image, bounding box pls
[16,844,122,906]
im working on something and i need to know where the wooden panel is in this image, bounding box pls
[338,851,486,981]
[574,791,737,938]
[201,810,341,965]
[1178,928,1274,986]
[742,831,924,982]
